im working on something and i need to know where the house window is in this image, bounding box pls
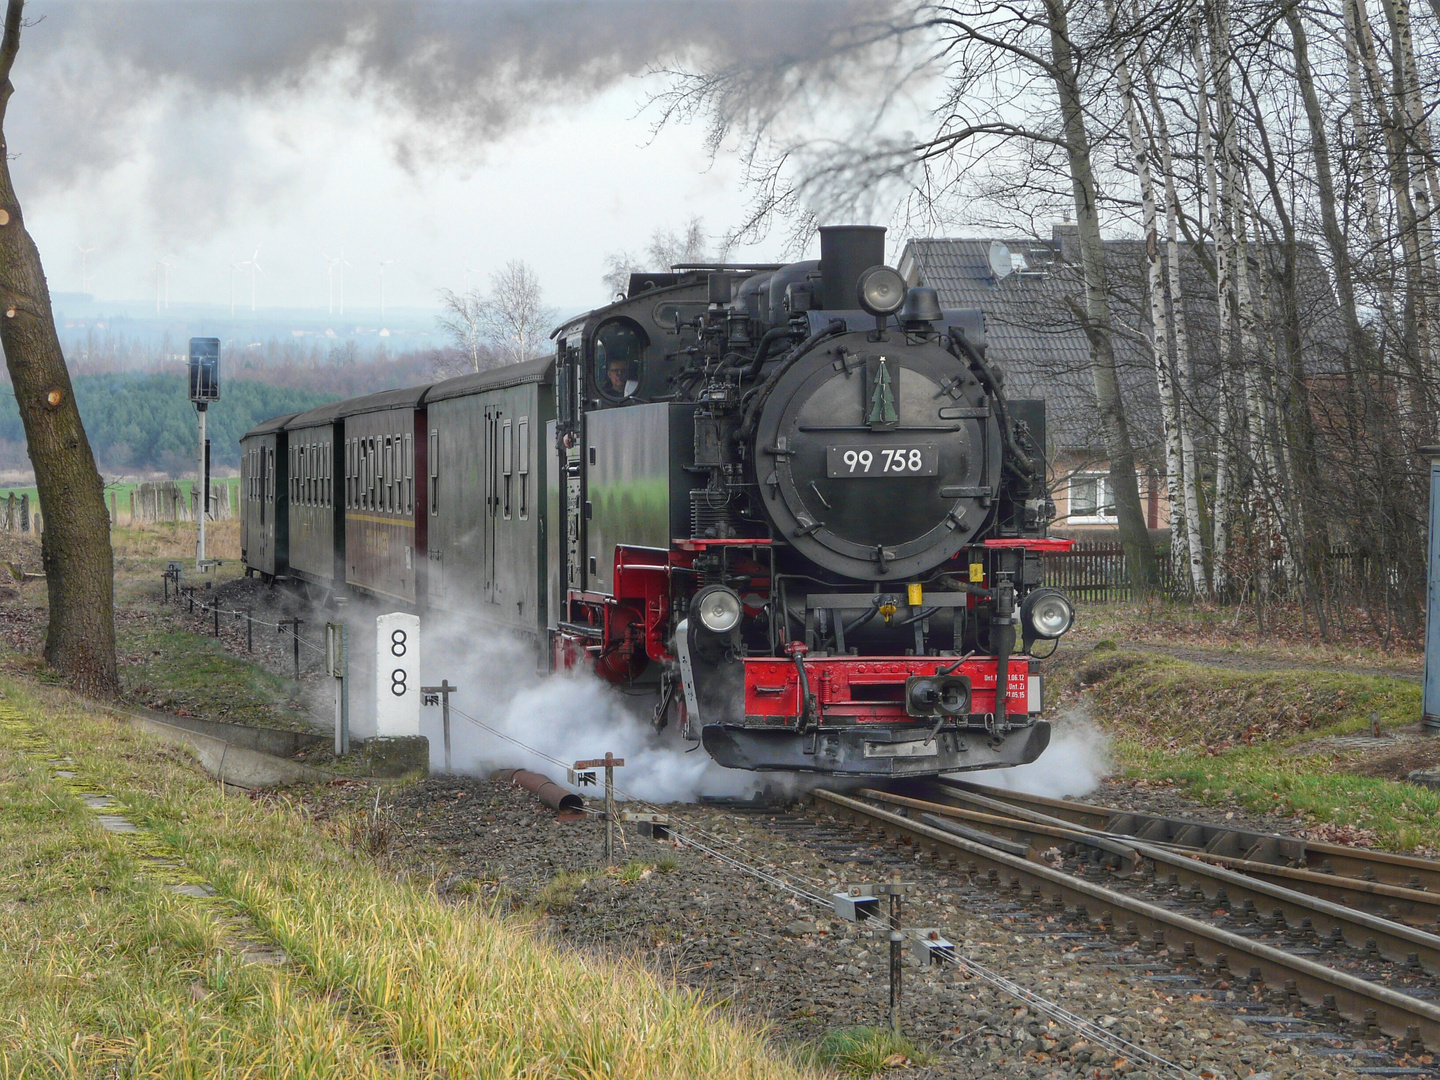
[1068,472,1116,523]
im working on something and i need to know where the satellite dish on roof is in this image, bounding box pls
[989,240,1013,281]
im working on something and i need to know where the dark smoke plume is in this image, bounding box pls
[15,1,889,228]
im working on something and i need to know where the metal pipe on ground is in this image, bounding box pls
[500,769,584,813]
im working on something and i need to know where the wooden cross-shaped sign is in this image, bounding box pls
[574,754,625,863]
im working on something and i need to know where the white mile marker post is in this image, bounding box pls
[375,613,420,738]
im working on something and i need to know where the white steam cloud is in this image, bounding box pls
[976,703,1111,799]
[418,611,755,804]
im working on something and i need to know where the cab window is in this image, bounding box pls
[594,319,648,401]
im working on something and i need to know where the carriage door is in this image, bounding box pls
[485,407,500,601]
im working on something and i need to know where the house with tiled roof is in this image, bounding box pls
[898,225,1344,537]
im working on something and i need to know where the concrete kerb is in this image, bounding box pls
[121,712,344,789]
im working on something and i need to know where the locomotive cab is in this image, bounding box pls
[551,224,1073,777]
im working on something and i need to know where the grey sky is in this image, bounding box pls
[14,1,888,312]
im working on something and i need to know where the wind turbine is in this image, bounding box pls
[160,255,176,310]
[228,261,245,317]
[323,252,340,314]
[76,243,96,293]
[241,246,263,312]
[462,260,484,293]
[375,252,396,320]
[323,245,352,316]
[151,254,176,314]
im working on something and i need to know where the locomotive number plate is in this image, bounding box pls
[826,444,938,478]
[863,739,940,758]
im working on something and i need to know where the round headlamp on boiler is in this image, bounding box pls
[856,265,907,317]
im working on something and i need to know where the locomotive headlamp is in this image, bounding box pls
[856,265,907,317]
[1021,588,1074,640]
[693,585,743,634]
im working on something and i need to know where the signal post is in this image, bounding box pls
[189,337,220,572]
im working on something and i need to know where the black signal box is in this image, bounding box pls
[189,338,220,405]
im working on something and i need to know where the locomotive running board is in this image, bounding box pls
[700,720,1050,776]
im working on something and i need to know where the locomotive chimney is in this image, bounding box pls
[819,225,886,311]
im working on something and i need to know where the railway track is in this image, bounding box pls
[806,782,1440,1054]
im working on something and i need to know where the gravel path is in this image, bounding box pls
[282,774,1424,1080]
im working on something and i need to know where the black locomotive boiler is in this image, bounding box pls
[241,224,1075,778]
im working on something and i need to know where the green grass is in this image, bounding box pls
[117,621,305,730]
[798,1026,933,1076]
[1116,739,1440,851]
[1065,649,1439,851]
[0,678,825,1079]
[1075,649,1420,749]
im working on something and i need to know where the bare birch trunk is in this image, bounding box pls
[1044,0,1158,592]
[1343,0,1398,362]
[1378,0,1440,429]
[1353,0,1432,428]
[1109,0,1187,594]
[1136,40,1209,596]
[1288,7,1368,371]
[1192,0,1236,593]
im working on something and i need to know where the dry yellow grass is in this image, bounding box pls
[0,678,826,1079]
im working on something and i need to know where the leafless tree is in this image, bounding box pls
[436,260,554,371]
[482,260,555,365]
[651,1,1161,591]
[601,217,711,298]
[435,287,497,374]
[0,0,117,691]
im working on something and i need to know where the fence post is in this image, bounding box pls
[19,494,28,533]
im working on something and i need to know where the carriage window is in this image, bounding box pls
[518,418,529,520]
[390,435,399,513]
[266,448,274,503]
[429,429,439,515]
[404,433,413,514]
[309,445,317,506]
[502,419,513,519]
[594,318,648,401]
[374,437,382,512]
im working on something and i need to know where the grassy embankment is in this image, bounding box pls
[1048,621,1439,851]
[0,677,834,1079]
[5,521,308,730]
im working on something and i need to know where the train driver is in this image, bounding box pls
[595,320,646,400]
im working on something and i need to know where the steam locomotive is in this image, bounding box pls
[240,224,1075,777]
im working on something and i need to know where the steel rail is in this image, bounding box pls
[936,779,1440,894]
[875,784,1440,976]
[866,787,1440,927]
[815,788,1440,1050]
